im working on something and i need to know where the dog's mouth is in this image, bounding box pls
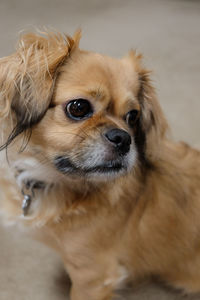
[86,162,124,174]
[54,156,126,177]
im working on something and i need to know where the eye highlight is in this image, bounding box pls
[65,99,93,120]
[125,109,140,128]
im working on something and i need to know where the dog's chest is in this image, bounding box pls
[50,212,129,289]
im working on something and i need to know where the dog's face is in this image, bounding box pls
[32,51,141,180]
[0,32,167,183]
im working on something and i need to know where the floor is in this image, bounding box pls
[0,0,200,299]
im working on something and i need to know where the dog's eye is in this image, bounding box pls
[125,110,140,127]
[65,99,93,120]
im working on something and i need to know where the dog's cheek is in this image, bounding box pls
[29,111,83,161]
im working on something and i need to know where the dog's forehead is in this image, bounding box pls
[55,50,140,109]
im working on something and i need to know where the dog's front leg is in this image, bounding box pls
[65,257,125,300]
[70,277,113,300]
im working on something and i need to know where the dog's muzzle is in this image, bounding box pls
[54,128,133,177]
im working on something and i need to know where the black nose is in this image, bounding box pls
[104,129,131,155]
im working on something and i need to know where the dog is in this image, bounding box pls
[0,30,200,300]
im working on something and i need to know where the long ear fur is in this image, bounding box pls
[137,70,168,162]
[0,30,81,150]
[128,51,168,165]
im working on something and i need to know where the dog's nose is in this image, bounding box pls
[104,129,131,155]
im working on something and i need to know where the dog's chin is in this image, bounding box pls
[54,155,135,182]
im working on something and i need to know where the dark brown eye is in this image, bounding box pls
[65,99,93,120]
[125,110,140,127]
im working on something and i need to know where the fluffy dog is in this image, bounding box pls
[0,31,200,300]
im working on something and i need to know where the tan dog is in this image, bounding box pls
[0,31,200,300]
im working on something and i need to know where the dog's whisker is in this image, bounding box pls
[49,131,86,140]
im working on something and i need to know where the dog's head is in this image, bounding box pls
[0,31,168,183]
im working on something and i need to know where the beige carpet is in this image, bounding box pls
[0,0,200,299]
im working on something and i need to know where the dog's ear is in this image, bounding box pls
[137,69,168,162]
[128,51,168,165]
[0,30,81,150]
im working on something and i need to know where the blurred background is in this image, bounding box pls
[0,0,199,299]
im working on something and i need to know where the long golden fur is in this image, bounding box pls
[0,31,200,300]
